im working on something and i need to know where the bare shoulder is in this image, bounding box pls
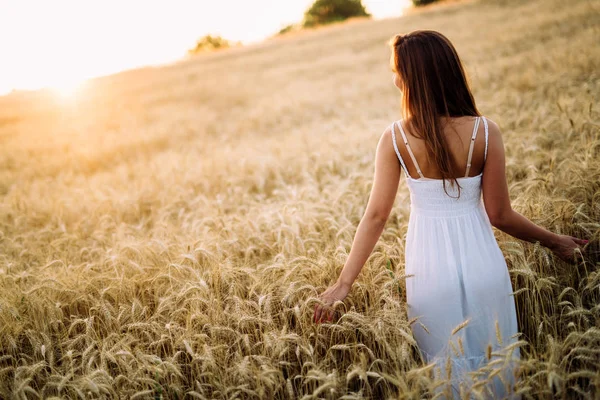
[483,117,502,137]
[379,123,394,147]
[375,123,400,160]
[382,123,393,136]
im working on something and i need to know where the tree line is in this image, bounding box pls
[188,0,441,55]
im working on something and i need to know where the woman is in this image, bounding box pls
[312,30,588,398]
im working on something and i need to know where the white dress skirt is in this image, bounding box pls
[391,117,521,399]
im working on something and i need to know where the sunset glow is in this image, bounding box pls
[51,79,86,100]
[0,0,409,95]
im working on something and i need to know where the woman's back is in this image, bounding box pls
[395,116,488,181]
[314,29,586,400]
[390,115,522,399]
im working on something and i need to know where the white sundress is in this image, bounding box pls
[390,117,521,399]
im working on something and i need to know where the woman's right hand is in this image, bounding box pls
[549,235,588,263]
[313,280,351,324]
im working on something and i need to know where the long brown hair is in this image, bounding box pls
[389,30,480,197]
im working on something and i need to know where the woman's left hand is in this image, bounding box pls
[313,281,351,324]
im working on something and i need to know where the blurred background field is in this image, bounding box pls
[0,0,599,398]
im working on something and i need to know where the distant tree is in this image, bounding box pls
[303,0,371,28]
[188,35,234,55]
[412,0,440,6]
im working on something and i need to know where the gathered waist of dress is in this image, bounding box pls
[410,197,486,218]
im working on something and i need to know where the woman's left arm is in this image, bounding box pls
[313,126,401,323]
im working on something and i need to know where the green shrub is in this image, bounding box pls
[303,0,371,28]
[188,35,231,55]
[412,0,440,6]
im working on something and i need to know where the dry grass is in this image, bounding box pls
[0,0,599,398]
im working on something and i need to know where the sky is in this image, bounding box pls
[0,0,410,95]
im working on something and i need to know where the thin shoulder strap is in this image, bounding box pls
[397,120,425,179]
[464,116,481,177]
[482,116,489,161]
[390,122,411,179]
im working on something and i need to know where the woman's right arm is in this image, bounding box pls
[481,119,588,263]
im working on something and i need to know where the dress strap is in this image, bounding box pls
[390,122,411,179]
[397,120,425,179]
[464,116,481,177]
[482,116,489,162]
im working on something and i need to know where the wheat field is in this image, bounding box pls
[0,0,599,398]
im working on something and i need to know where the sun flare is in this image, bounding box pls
[50,78,86,100]
[0,1,409,95]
